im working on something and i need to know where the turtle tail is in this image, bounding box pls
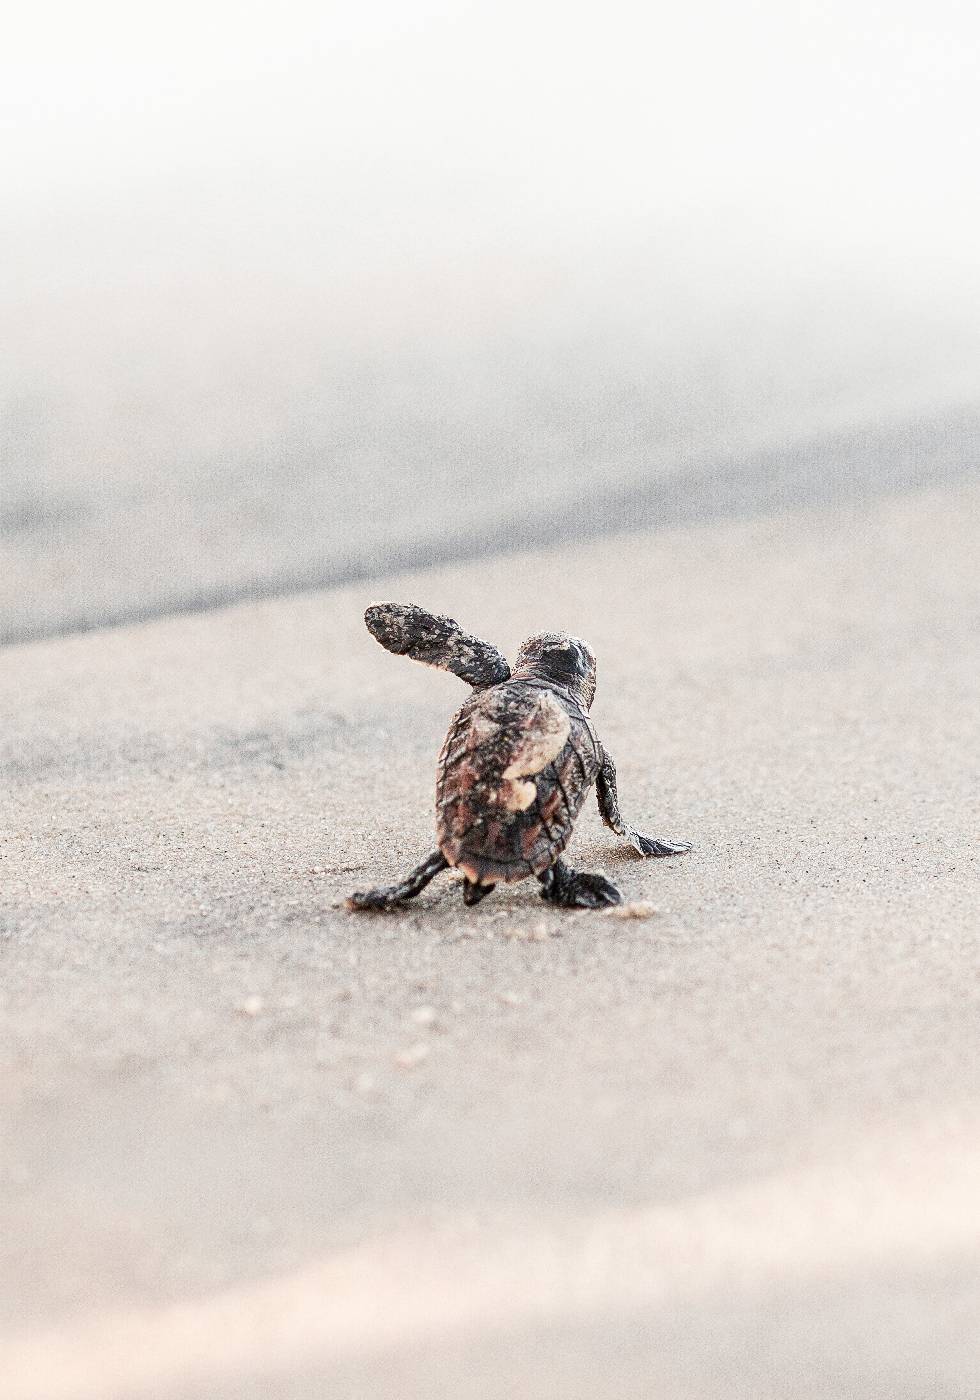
[364,603,511,689]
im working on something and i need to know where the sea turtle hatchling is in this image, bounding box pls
[346,603,692,911]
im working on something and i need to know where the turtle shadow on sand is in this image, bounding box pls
[346,604,692,914]
[567,839,681,871]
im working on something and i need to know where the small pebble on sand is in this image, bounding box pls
[394,1043,430,1069]
[238,994,265,1016]
[504,920,552,941]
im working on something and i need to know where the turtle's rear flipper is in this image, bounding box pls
[346,850,448,912]
[462,878,495,906]
[538,857,622,909]
[365,603,510,689]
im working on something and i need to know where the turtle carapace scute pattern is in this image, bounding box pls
[347,603,691,911]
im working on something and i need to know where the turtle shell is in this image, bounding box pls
[435,678,602,885]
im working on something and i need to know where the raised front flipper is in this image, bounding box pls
[596,749,692,857]
[364,603,511,689]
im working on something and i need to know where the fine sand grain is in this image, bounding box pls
[1,476,978,1398]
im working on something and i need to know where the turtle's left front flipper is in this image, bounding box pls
[364,603,511,689]
[346,850,449,911]
[596,749,692,857]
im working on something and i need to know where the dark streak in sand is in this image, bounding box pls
[3,407,978,648]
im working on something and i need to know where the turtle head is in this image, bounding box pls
[513,632,597,708]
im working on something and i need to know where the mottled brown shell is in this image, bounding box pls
[436,679,602,885]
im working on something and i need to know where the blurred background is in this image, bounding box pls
[4,0,980,643]
[3,13,980,1397]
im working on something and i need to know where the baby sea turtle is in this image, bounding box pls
[347,603,691,911]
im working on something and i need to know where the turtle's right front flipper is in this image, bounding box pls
[596,749,692,857]
[364,603,510,689]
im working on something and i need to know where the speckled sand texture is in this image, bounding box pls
[1,477,978,1399]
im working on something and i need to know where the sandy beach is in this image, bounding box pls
[6,6,980,1393]
[2,470,978,1398]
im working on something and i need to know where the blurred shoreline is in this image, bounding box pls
[3,403,978,647]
